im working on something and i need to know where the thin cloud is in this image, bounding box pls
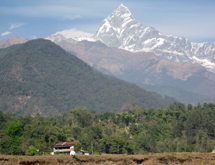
[63,15,81,20]
[32,35,37,39]
[0,2,116,19]
[0,5,91,19]
[9,23,25,30]
[1,31,12,36]
[55,28,93,38]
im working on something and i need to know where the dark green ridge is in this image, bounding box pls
[0,39,175,116]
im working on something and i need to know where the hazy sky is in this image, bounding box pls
[0,0,215,44]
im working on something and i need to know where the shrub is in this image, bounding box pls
[25,145,37,156]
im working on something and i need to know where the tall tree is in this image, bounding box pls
[4,121,23,154]
[107,135,126,154]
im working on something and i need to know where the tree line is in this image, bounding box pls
[0,102,215,155]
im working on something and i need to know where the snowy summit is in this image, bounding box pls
[46,4,215,73]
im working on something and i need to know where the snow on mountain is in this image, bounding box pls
[45,4,215,73]
[45,34,78,44]
[93,4,160,49]
[93,4,215,72]
[45,33,98,45]
[45,34,67,43]
[72,36,97,42]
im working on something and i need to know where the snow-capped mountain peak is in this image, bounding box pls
[94,4,134,39]
[45,4,215,73]
[111,3,133,21]
[92,5,215,73]
[93,4,161,49]
[45,34,66,43]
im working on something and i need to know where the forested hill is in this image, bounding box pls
[0,39,175,116]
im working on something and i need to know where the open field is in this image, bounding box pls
[1,152,215,165]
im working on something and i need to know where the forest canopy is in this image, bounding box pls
[0,102,215,155]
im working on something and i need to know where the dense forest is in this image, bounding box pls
[0,39,175,116]
[1,102,215,155]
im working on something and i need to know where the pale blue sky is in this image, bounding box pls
[0,0,215,44]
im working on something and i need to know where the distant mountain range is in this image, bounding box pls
[46,4,215,74]
[65,40,215,105]
[44,4,215,105]
[1,4,215,106]
[0,36,27,48]
[0,39,174,116]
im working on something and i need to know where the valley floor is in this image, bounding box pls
[1,152,215,165]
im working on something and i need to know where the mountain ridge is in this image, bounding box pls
[46,4,215,74]
[2,4,215,106]
[63,40,215,104]
[0,39,174,116]
[0,36,27,48]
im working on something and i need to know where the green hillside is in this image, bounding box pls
[0,39,175,116]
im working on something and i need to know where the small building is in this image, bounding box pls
[53,141,89,155]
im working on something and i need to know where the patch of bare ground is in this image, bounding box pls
[2,153,215,165]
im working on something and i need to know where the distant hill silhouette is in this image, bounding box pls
[0,36,27,48]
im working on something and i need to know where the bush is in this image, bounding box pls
[55,151,60,155]
[25,145,37,156]
[119,122,125,129]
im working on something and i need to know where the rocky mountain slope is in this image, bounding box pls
[63,40,215,104]
[93,4,215,73]
[0,36,27,48]
[46,4,215,74]
[44,4,215,105]
[0,39,174,116]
